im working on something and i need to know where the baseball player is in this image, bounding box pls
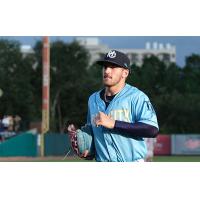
[67,50,159,162]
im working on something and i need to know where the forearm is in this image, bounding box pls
[113,121,158,138]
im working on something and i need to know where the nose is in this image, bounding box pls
[103,66,112,73]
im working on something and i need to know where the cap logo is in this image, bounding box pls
[107,50,116,58]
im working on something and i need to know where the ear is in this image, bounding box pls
[122,69,129,78]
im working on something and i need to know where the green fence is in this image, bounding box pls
[0,132,72,157]
[44,133,71,156]
[0,133,37,157]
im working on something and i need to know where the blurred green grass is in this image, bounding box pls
[1,156,200,162]
[153,156,200,162]
[62,156,200,162]
[43,156,200,162]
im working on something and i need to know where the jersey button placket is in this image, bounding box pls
[104,132,117,161]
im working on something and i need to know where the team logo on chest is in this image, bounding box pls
[107,50,116,58]
[109,109,131,122]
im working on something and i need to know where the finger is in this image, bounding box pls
[94,116,100,126]
[67,128,76,135]
[95,118,102,127]
[69,131,76,136]
[68,124,76,132]
[67,126,73,132]
[98,112,102,119]
[95,121,100,127]
[95,114,100,121]
[70,124,76,130]
[82,150,89,158]
[99,111,105,117]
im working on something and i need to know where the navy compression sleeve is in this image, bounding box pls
[114,121,158,138]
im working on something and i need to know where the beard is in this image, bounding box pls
[103,75,122,87]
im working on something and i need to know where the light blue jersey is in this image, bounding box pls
[87,84,159,162]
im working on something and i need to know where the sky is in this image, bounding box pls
[1,36,200,67]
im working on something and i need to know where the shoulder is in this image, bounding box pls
[126,84,149,101]
[88,90,102,103]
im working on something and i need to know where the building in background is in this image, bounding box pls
[20,45,34,57]
[19,37,176,67]
[76,37,176,66]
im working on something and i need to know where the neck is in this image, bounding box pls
[105,83,126,96]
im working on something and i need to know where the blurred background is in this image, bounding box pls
[0,36,200,161]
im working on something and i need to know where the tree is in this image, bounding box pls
[185,54,200,69]
[0,39,36,129]
[128,56,168,98]
[127,55,200,133]
[182,54,200,93]
[33,40,93,132]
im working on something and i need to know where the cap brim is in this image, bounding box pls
[96,60,131,74]
[96,60,123,68]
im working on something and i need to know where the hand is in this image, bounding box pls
[94,111,115,129]
[81,150,89,158]
[67,124,77,135]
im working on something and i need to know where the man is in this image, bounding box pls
[67,50,159,162]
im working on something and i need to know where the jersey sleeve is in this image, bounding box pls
[133,93,159,129]
[87,106,91,125]
[86,102,93,130]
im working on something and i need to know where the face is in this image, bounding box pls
[102,64,129,87]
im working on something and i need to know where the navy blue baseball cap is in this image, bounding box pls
[96,50,131,71]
